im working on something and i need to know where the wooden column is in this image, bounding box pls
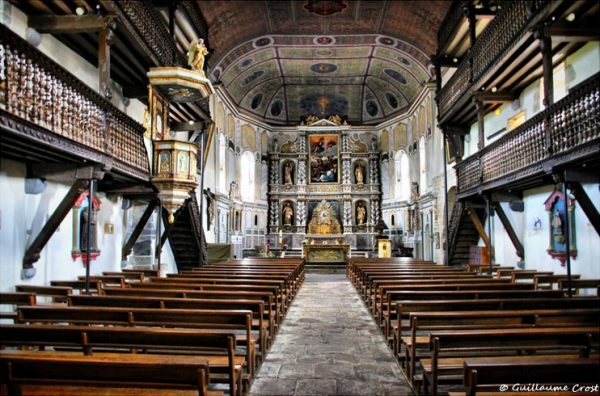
[98,18,116,100]
[535,28,554,108]
[474,99,485,150]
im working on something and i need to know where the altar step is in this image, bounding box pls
[305,264,346,274]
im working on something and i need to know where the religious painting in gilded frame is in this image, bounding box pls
[149,85,169,141]
[308,134,339,184]
[544,188,577,266]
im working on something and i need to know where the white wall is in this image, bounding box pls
[0,159,125,291]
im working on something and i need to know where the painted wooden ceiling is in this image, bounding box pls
[201,0,451,126]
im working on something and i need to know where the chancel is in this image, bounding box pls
[1,1,599,395]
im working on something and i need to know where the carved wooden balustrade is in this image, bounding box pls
[0,26,149,181]
[109,0,188,68]
[456,74,599,196]
[437,0,553,119]
[436,0,467,53]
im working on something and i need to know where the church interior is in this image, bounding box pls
[1,0,599,395]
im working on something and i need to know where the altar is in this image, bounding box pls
[303,244,350,264]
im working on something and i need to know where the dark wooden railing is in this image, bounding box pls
[437,0,467,53]
[0,26,149,181]
[437,0,554,119]
[456,74,600,195]
[109,0,188,68]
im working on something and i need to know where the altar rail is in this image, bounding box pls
[437,0,552,120]
[456,74,599,196]
[0,26,149,181]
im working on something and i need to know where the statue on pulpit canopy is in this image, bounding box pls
[188,38,209,75]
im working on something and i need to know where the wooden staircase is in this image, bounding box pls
[447,201,487,266]
[163,193,208,271]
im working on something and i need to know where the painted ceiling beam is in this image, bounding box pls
[28,15,117,34]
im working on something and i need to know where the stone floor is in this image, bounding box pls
[248,273,414,396]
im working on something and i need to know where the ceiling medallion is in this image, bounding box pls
[384,69,408,85]
[304,1,347,17]
[377,36,397,46]
[253,36,273,48]
[314,36,336,46]
[310,63,338,73]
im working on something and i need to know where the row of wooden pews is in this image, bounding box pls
[348,258,600,395]
[1,259,305,396]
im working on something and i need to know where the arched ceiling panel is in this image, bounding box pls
[202,0,451,125]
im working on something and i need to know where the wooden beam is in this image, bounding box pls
[534,28,554,107]
[473,91,519,103]
[98,19,116,99]
[30,164,105,182]
[474,99,485,150]
[23,180,90,267]
[545,19,600,42]
[170,122,208,132]
[121,200,159,261]
[467,208,493,258]
[493,202,524,259]
[490,191,523,203]
[568,182,600,236]
[444,125,470,136]
[123,85,149,99]
[28,15,117,34]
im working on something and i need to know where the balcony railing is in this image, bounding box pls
[437,1,467,53]
[456,74,599,195]
[437,0,554,119]
[0,26,149,181]
[111,0,188,68]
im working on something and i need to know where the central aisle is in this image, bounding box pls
[249,273,413,396]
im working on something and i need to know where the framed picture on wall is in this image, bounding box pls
[309,134,339,184]
[149,85,169,141]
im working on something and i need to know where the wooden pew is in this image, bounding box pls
[50,280,102,295]
[391,297,600,361]
[15,285,72,304]
[420,327,599,395]
[403,309,600,382]
[559,279,600,296]
[0,293,36,322]
[67,295,269,360]
[127,282,284,329]
[1,350,217,396]
[150,277,290,314]
[376,284,542,337]
[1,324,242,396]
[461,358,599,395]
[511,271,554,283]
[103,271,145,282]
[381,289,565,343]
[122,268,161,278]
[77,275,125,288]
[101,287,277,343]
[16,306,258,379]
[165,274,294,302]
[534,274,582,290]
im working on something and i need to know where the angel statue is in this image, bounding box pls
[188,38,209,75]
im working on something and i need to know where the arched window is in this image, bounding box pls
[241,151,254,201]
[218,133,227,194]
[419,136,427,192]
[395,150,410,200]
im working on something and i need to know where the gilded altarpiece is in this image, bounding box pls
[268,117,381,250]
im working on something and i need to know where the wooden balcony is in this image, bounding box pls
[0,26,149,182]
[436,0,596,126]
[455,74,599,198]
